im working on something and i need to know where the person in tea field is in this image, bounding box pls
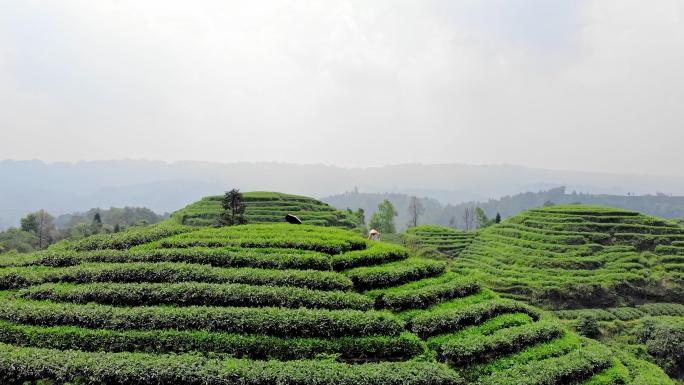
[367,229,380,241]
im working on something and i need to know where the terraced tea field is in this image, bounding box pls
[0,218,672,384]
[403,224,477,257]
[451,205,684,308]
[172,191,360,229]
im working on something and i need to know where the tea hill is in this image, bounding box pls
[172,191,360,229]
[0,197,673,384]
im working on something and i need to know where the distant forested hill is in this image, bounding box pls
[323,187,684,231]
[4,159,684,230]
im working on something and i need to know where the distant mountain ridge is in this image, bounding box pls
[2,159,684,229]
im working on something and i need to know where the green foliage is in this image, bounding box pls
[148,224,368,255]
[451,204,684,307]
[0,297,403,338]
[637,303,684,316]
[331,242,410,271]
[0,321,424,361]
[66,225,192,251]
[409,299,541,339]
[219,188,247,226]
[0,343,462,385]
[575,314,601,338]
[0,262,352,291]
[632,316,684,379]
[342,258,446,291]
[19,281,374,310]
[32,247,333,270]
[173,191,361,229]
[460,332,584,380]
[19,210,56,250]
[367,274,480,311]
[402,225,477,258]
[0,227,38,254]
[579,358,631,385]
[370,199,398,234]
[482,343,614,385]
[0,198,674,384]
[437,320,564,365]
[607,307,645,321]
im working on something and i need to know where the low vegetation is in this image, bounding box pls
[172,191,362,229]
[450,205,684,308]
[0,196,675,384]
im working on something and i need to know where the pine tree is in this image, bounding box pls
[220,189,247,226]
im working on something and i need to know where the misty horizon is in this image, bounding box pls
[1,1,683,176]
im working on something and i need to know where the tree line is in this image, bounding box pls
[0,207,169,255]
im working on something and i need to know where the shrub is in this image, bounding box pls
[331,243,410,271]
[481,343,613,385]
[0,298,403,338]
[34,248,333,270]
[0,320,424,361]
[19,282,374,311]
[575,314,601,338]
[0,262,352,291]
[342,258,446,291]
[66,225,192,251]
[438,320,564,365]
[0,342,462,385]
[369,275,480,311]
[409,299,541,339]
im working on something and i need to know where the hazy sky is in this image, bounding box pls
[1,1,683,175]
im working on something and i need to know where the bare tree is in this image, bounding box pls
[462,207,475,231]
[448,216,458,229]
[407,196,425,228]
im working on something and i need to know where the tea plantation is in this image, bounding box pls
[403,225,478,257]
[172,191,360,229]
[449,205,684,309]
[0,207,673,384]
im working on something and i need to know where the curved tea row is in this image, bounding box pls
[451,205,684,308]
[172,191,360,229]
[0,221,672,384]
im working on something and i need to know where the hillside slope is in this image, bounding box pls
[0,217,672,384]
[452,205,684,308]
[172,191,360,229]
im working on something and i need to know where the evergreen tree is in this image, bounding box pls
[91,212,103,234]
[220,189,247,226]
[495,212,501,224]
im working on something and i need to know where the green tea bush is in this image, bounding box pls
[607,307,645,321]
[438,320,564,365]
[369,275,480,311]
[427,313,535,352]
[19,282,374,310]
[66,225,192,251]
[0,262,352,291]
[0,298,402,338]
[579,358,631,385]
[409,299,541,339]
[0,342,462,385]
[0,321,424,361]
[331,243,410,271]
[480,343,613,385]
[637,303,684,316]
[553,309,616,321]
[632,316,684,379]
[34,247,333,270]
[150,225,367,254]
[461,333,584,380]
[342,258,446,291]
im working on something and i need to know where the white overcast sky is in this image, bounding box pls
[1,1,683,175]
